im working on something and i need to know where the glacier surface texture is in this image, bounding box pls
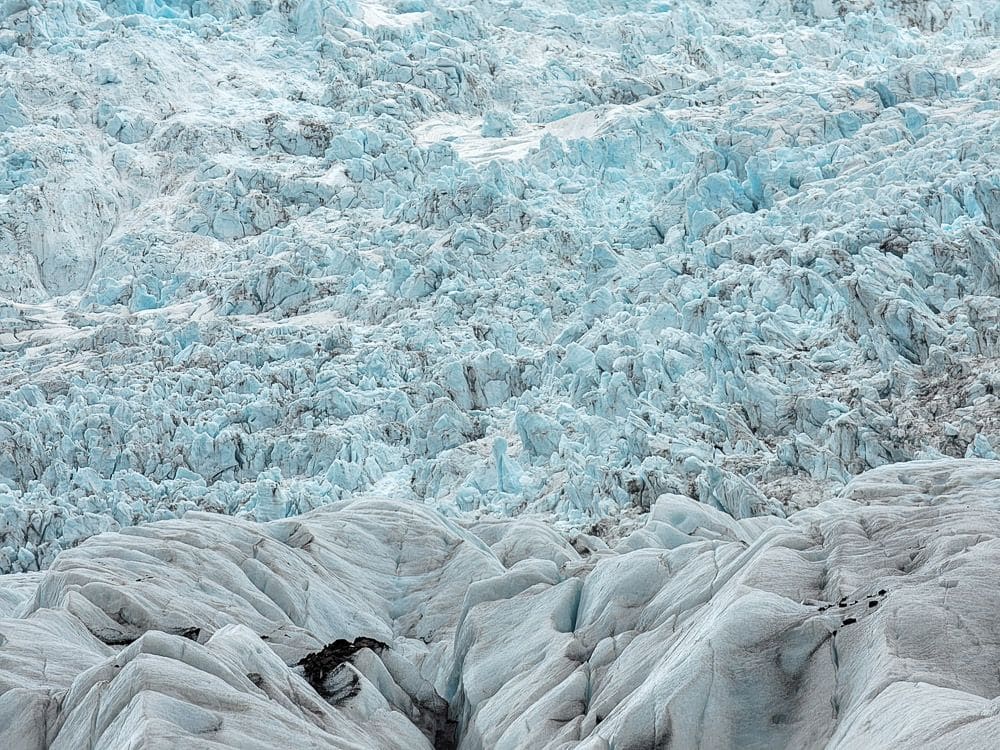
[0,0,999,746]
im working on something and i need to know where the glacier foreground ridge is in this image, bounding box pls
[1,460,1000,747]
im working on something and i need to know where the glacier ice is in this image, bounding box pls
[0,0,999,745]
[0,0,997,574]
[0,460,999,747]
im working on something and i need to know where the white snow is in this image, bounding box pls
[413,107,629,165]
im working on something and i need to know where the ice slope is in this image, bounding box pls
[0,0,999,570]
[0,459,998,748]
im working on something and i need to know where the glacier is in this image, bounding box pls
[1,0,998,571]
[2,459,1000,747]
[1,0,999,745]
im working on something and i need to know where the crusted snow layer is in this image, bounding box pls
[0,0,999,572]
[0,460,999,747]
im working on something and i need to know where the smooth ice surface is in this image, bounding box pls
[1,460,1000,748]
[0,0,998,573]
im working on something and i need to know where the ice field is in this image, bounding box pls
[1,0,999,746]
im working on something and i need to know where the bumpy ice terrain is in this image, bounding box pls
[1,0,999,747]
[3,460,1000,747]
[1,0,999,569]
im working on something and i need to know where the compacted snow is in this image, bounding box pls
[0,0,999,746]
